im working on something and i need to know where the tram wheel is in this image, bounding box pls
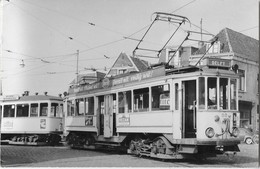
[153,138,166,154]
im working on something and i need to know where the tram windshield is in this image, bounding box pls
[198,77,237,110]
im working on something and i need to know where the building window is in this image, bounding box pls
[238,69,245,91]
[206,41,220,53]
[118,69,127,75]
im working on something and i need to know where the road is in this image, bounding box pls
[1,143,258,167]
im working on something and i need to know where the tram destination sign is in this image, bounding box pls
[73,67,165,93]
[207,58,231,67]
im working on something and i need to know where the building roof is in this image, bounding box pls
[106,52,149,77]
[130,56,149,72]
[193,28,259,62]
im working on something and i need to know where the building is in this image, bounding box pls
[106,52,149,77]
[189,28,259,131]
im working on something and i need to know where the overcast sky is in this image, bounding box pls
[1,0,258,96]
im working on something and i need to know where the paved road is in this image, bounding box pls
[1,143,258,167]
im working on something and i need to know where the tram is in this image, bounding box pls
[63,12,241,159]
[0,93,64,145]
[64,62,240,159]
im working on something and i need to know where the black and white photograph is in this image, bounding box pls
[0,0,259,167]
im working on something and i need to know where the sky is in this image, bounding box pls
[0,0,258,97]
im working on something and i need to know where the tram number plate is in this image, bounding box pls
[40,119,46,129]
[118,115,130,126]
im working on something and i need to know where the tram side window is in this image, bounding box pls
[118,91,132,113]
[3,105,15,117]
[50,103,59,117]
[198,77,205,109]
[59,104,63,117]
[230,79,237,110]
[86,97,94,115]
[40,103,48,116]
[152,84,170,111]
[30,103,38,117]
[220,78,229,110]
[67,100,74,116]
[208,78,217,109]
[17,104,29,117]
[76,98,85,116]
[134,88,149,112]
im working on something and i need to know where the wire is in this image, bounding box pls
[20,0,126,37]
[171,0,197,13]
[239,26,258,33]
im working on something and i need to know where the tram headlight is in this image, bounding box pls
[231,127,239,137]
[205,127,215,138]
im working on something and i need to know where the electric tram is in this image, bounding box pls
[64,63,240,159]
[0,93,64,145]
[64,12,241,159]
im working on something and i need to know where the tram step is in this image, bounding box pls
[178,146,197,154]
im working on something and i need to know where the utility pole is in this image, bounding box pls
[76,50,79,85]
[200,18,203,41]
[0,0,4,96]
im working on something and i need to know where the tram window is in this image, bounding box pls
[59,104,63,117]
[67,100,74,116]
[30,103,38,117]
[230,79,237,110]
[198,77,205,109]
[76,98,85,116]
[208,78,217,109]
[17,104,29,117]
[220,78,228,110]
[118,91,132,113]
[50,103,59,117]
[86,97,94,115]
[134,88,149,112]
[3,105,15,117]
[40,103,48,116]
[152,84,170,111]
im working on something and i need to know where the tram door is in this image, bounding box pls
[182,80,197,138]
[98,94,116,138]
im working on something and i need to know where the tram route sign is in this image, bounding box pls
[207,58,231,67]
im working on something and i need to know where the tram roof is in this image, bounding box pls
[0,95,63,103]
[67,65,238,96]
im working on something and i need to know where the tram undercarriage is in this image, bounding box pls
[1,133,62,146]
[66,132,240,160]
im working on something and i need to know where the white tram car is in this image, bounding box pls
[0,94,64,145]
[64,63,241,159]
